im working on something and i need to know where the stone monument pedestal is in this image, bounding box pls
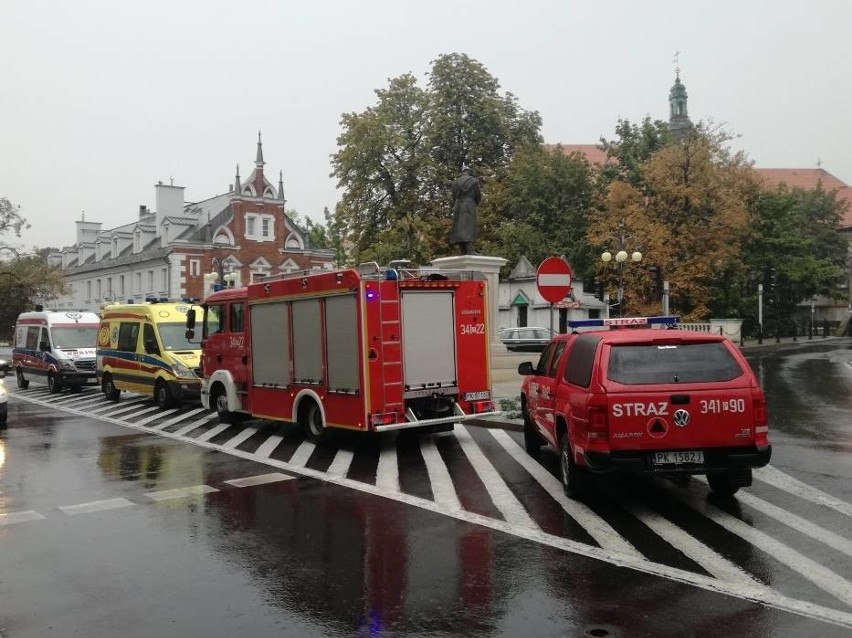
[431,254,508,355]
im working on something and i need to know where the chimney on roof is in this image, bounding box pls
[139,205,148,218]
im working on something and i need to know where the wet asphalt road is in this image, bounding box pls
[0,339,851,637]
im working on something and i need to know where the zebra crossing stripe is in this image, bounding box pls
[150,407,206,430]
[325,447,354,477]
[418,435,462,511]
[59,498,135,516]
[287,440,316,467]
[117,405,162,421]
[254,434,284,459]
[489,429,641,558]
[756,465,852,519]
[375,435,400,492]
[194,423,232,443]
[220,427,258,449]
[171,413,218,436]
[454,425,537,530]
[136,407,180,426]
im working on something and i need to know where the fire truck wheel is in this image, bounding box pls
[706,471,745,498]
[211,385,235,424]
[522,398,543,458]
[302,400,328,445]
[559,432,590,500]
[15,367,29,390]
[103,374,121,402]
[154,380,175,409]
[47,371,62,394]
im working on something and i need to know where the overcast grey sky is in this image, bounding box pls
[2,0,849,252]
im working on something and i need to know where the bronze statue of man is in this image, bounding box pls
[449,165,482,255]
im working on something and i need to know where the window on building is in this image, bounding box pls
[190,259,200,277]
[261,217,270,238]
[245,215,257,237]
[96,279,102,299]
[135,272,142,294]
[148,270,154,292]
[86,281,92,301]
[119,275,125,296]
[133,233,142,253]
[161,268,167,292]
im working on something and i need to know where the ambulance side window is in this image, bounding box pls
[25,327,40,350]
[229,303,245,333]
[117,322,140,352]
[535,342,558,376]
[563,335,601,388]
[143,323,159,355]
[548,341,568,377]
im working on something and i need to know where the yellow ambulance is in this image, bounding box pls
[96,300,202,408]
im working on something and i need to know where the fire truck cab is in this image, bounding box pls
[193,263,498,442]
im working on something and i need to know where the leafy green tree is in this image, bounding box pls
[478,146,594,277]
[742,184,848,331]
[331,53,542,264]
[589,124,757,320]
[598,117,674,189]
[0,247,68,341]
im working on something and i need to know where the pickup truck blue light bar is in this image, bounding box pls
[568,315,679,329]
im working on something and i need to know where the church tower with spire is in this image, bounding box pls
[668,53,693,141]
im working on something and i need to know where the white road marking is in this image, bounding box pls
[136,407,180,426]
[150,407,206,431]
[11,390,852,630]
[489,429,641,558]
[58,498,135,516]
[419,435,462,511]
[220,426,258,449]
[224,473,294,488]
[254,434,284,459]
[454,425,537,529]
[622,497,761,586]
[117,405,162,421]
[711,482,852,559]
[88,398,148,415]
[287,440,316,467]
[170,413,219,437]
[756,465,852,519]
[194,423,232,443]
[325,447,354,477]
[375,435,399,492]
[145,485,219,501]
[0,510,45,526]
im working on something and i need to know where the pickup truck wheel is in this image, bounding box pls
[707,471,745,498]
[103,374,121,402]
[559,433,589,500]
[302,401,329,445]
[16,368,29,390]
[47,371,62,394]
[212,386,235,424]
[522,399,543,458]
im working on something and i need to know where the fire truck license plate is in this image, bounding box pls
[651,451,704,465]
[463,391,491,401]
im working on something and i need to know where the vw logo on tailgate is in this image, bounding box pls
[673,409,691,428]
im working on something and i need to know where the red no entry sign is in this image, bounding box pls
[536,257,573,304]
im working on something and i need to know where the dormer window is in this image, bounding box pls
[244,213,275,242]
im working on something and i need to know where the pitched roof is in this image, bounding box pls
[755,168,852,230]
[546,143,610,166]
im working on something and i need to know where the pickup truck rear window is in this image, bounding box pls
[607,342,743,384]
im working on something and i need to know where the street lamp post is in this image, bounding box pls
[757,283,764,345]
[601,224,642,318]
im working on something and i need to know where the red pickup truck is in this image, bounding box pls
[518,316,771,499]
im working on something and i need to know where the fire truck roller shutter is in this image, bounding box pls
[250,301,290,387]
[325,294,360,392]
[401,291,457,388]
[292,299,323,384]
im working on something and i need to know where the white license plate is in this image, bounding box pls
[651,450,704,465]
[463,391,491,401]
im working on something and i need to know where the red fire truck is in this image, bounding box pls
[189,263,498,442]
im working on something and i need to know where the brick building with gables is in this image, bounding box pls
[50,134,335,312]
